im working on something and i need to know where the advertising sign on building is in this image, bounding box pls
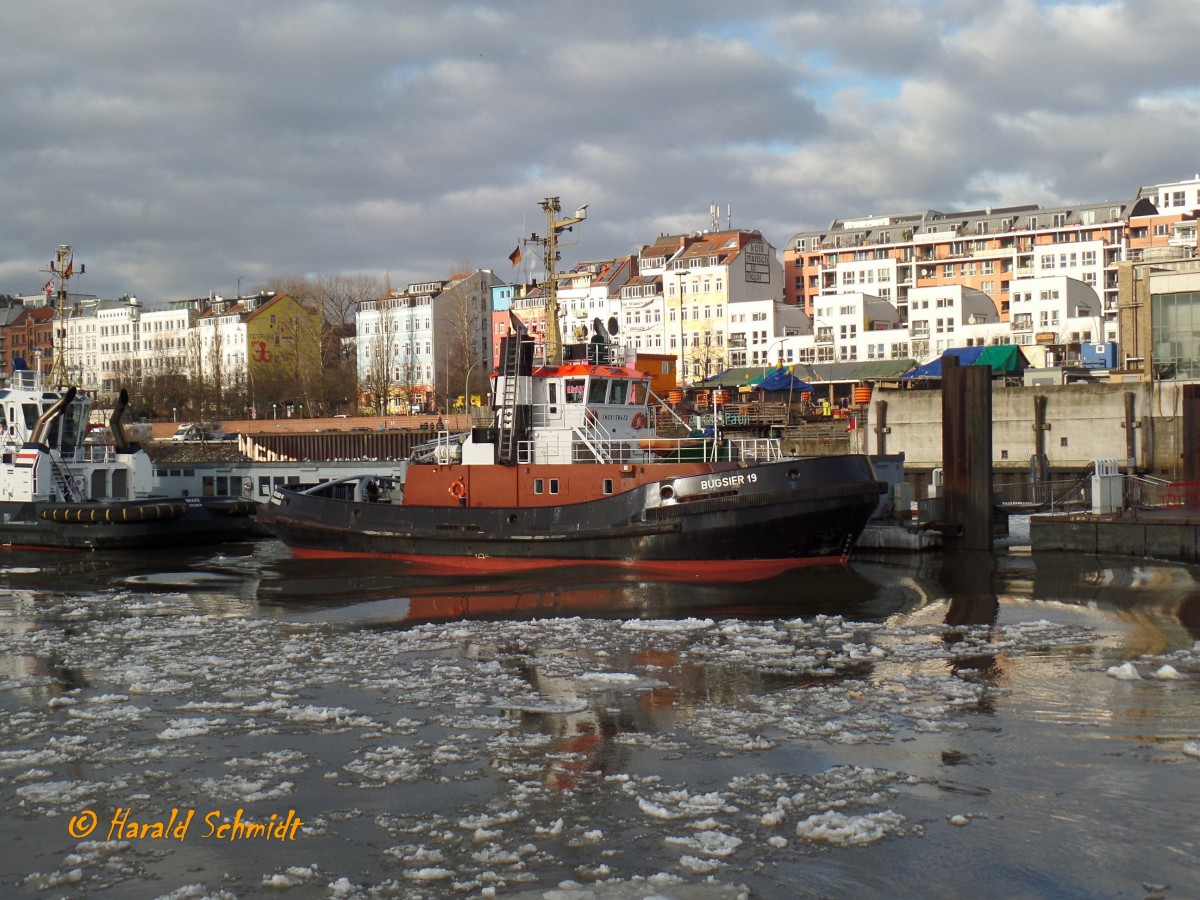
[745,241,772,284]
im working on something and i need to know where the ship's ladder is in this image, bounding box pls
[49,455,85,502]
[496,333,523,465]
[575,409,614,463]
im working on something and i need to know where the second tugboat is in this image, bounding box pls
[0,246,256,551]
[260,201,886,579]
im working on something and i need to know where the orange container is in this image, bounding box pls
[853,386,872,405]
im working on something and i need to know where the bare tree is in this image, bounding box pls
[691,325,727,383]
[264,274,382,416]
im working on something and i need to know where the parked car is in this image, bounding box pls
[170,424,236,442]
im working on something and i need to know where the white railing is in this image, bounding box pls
[71,445,118,464]
[727,438,785,462]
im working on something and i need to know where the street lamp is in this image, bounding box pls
[463,358,479,420]
[767,338,789,369]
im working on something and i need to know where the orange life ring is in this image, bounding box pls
[448,479,466,500]
[630,412,649,430]
[585,408,598,425]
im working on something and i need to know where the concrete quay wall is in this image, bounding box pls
[871,380,1191,481]
[1031,510,1200,564]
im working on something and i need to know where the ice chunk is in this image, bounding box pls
[1106,662,1141,680]
[1151,665,1183,681]
[795,810,909,846]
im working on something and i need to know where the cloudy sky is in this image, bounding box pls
[2,0,1198,304]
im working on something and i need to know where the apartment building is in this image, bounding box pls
[357,270,500,413]
[3,306,55,381]
[643,229,784,384]
[776,275,1103,370]
[785,203,1128,338]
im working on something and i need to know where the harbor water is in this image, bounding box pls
[1,520,1199,899]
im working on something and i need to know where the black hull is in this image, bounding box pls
[0,497,258,551]
[260,456,886,576]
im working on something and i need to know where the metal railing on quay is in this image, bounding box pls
[991,478,1091,513]
[1125,475,1200,509]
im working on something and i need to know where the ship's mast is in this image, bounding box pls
[531,197,587,366]
[38,245,81,386]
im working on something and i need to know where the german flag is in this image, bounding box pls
[508,244,522,267]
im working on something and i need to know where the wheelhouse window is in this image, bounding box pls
[565,379,585,403]
[588,378,608,404]
[609,379,629,404]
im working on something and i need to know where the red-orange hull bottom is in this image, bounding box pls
[285,547,849,581]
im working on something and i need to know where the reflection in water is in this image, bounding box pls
[2,540,1200,897]
[254,555,915,626]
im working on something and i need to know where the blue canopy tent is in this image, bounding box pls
[756,369,815,393]
[901,346,987,379]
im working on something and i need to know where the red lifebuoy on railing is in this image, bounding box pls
[630,412,649,430]
[448,479,467,501]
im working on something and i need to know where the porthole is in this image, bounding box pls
[660,485,674,501]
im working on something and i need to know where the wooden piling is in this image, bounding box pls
[1184,385,1200,482]
[941,356,992,551]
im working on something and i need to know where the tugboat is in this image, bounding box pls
[0,247,256,551]
[259,201,886,580]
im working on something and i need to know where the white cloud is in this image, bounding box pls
[0,0,1197,301]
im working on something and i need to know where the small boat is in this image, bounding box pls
[0,249,256,551]
[260,199,884,579]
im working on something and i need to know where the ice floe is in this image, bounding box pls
[0,580,1174,897]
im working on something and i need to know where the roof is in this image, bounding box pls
[704,359,916,388]
[901,345,1029,378]
[793,359,918,383]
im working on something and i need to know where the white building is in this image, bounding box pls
[960,275,1105,368]
[771,276,1107,370]
[728,300,810,367]
[356,270,500,411]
